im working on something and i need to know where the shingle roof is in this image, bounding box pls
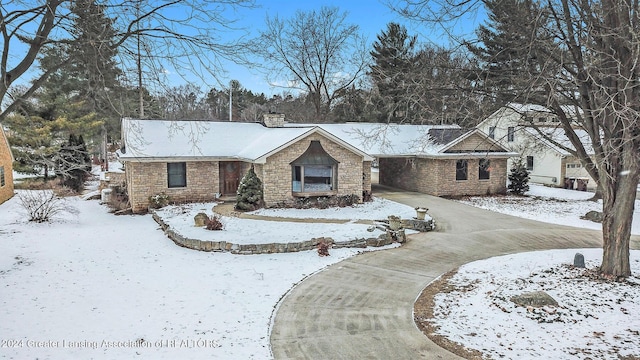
[119,119,512,161]
[427,128,473,146]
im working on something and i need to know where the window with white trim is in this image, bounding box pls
[526,156,534,171]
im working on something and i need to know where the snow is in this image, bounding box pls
[0,191,400,359]
[2,179,639,359]
[250,197,423,221]
[294,123,460,156]
[457,183,640,235]
[154,198,419,245]
[427,249,640,359]
[119,119,314,160]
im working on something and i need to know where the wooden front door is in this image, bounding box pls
[220,162,242,196]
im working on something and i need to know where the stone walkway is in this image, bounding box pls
[270,185,640,359]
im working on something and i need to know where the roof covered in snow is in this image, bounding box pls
[523,127,595,156]
[119,119,373,162]
[119,119,514,162]
[294,123,513,157]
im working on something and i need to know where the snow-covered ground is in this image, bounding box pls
[457,183,640,235]
[155,198,421,245]
[423,183,639,359]
[1,179,639,359]
[426,249,640,359]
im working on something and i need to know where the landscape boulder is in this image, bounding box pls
[581,210,603,223]
[573,252,585,268]
[194,212,209,227]
[510,291,558,308]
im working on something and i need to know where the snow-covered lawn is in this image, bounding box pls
[422,184,640,359]
[155,197,420,245]
[423,249,640,359]
[2,181,639,359]
[0,191,402,359]
[457,183,640,235]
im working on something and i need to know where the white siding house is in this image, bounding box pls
[476,104,596,190]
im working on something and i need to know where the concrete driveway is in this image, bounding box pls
[270,185,640,359]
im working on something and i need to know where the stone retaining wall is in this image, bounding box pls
[152,212,434,255]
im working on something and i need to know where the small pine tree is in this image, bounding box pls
[58,133,90,192]
[235,166,264,211]
[508,159,530,195]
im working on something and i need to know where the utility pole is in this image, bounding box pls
[136,1,144,118]
[229,82,233,122]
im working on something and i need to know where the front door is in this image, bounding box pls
[220,162,242,196]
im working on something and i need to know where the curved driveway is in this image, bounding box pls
[270,185,640,359]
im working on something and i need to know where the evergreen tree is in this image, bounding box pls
[508,159,530,195]
[58,134,91,192]
[466,0,553,103]
[4,112,58,179]
[69,0,123,133]
[235,166,264,211]
[369,22,417,123]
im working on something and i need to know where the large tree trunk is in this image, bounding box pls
[599,155,639,277]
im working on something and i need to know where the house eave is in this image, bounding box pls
[119,156,256,163]
[423,152,520,159]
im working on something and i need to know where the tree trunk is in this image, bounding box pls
[599,169,638,278]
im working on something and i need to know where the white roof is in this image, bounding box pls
[524,127,595,156]
[119,119,373,162]
[288,123,464,156]
[120,119,511,162]
[503,103,583,117]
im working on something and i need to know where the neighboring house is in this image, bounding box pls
[477,104,596,190]
[311,123,517,197]
[119,115,374,213]
[0,124,15,205]
[119,116,517,213]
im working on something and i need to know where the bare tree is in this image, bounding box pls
[252,6,368,121]
[0,0,255,122]
[392,0,640,278]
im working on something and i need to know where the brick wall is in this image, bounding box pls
[125,135,370,212]
[0,128,14,205]
[262,134,367,206]
[379,157,507,196]
[126,161,220,213]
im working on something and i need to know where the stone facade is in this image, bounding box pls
[379,157,508,197]
[124,133,370,213]
[126,161,220,213]
[259,133,370,206]
[0,126,14,205]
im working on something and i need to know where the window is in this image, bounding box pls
[488,126,496,139]
[507,127,515,142]
[566,163,582,169]
[0,166,4,187]
[167,162,187,188]
[291,141,338,193]
[479,159,490,180]
[526,156,534,171]
[292,165,334,192]
[456,160,468,181]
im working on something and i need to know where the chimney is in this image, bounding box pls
[263,113,286,128]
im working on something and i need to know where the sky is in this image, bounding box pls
[161,0,485,97]
[2,0,485,109]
